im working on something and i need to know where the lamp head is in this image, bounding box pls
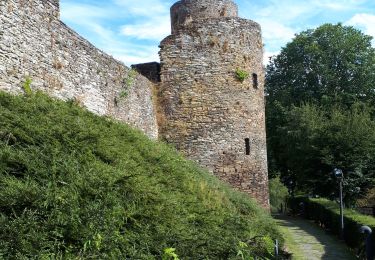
[333,168,343,179]
[360,225,372,235]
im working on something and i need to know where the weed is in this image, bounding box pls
[235,68,249,83]
[119,90,128,98]
[22,76,32,95]
[119,69,138,99]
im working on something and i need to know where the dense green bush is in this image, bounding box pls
[0,91,281,259]
[273,103,375,204]
[289,197,375,249]
[269,177,289,213]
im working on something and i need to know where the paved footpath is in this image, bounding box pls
[276,216,357,260]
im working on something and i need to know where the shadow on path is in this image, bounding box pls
[275,215,356,260]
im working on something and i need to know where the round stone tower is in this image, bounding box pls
[170,0,238,34]
[159,0,269,208]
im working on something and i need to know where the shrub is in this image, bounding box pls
[0,91,282,259]
[269,177,289,213]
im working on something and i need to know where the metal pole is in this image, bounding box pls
[275,239,279,257]
[339,179,344,240]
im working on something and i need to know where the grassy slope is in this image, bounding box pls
[0,92,281,259]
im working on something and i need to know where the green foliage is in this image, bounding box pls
[22,77,32,96]
[0,91,282,258]
[357,187,375,207]
[235,69,249,83]
[236,241,248,259]
[119,90,128,98]
[289,197,375,249]
[120,69,138,98]
[274,103,375,204]
[266,23,375,201]
[269,177,289,213]
[266,23,375,107]
[236,236,275,260]
[162,248,179,260]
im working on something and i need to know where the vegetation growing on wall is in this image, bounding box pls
[120,69,138,98]
[235,68,249,83]
[22,76,32,96]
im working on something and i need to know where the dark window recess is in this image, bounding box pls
[252,73,258,89]
[245,138,250,155]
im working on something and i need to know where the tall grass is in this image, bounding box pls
[0,91,281,259]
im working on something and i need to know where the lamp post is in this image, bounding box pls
[360,226,374,260]
[334,168,344,240]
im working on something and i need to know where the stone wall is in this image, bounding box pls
[170,0,238,34]
[0,0,158,139]
[159,0,269,208]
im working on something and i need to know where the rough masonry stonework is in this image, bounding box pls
[158,0,269,207]
[0,0,158,139]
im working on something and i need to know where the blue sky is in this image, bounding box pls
[60,0,375,66]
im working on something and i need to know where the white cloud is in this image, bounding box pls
[61,0,375,69]
[241,0,315,24]
[107,45,161,66]
[60,1,119,45]
[240,1,307,63]
[257,4,310,22]
[60,2,117,22]
[120,16,170,40]
[113,0,171,16]
[260,20,295,42]
[116,53,160,65]
[346,13,375,43]
[258,19,296,56]
[246,0,374,66]
[116,0,171,41]
[60,0,165,66]
[312,0,367,11]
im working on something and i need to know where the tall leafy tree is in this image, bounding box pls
[266,23,375,107]
[266,24,375,203]
[278,103,375,204]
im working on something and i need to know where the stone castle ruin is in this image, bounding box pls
[0,0,269,207]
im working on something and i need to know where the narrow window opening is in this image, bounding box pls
[252,73,258,89]
[245,138,250,155]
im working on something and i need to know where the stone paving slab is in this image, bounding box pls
[276,216,357,260]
